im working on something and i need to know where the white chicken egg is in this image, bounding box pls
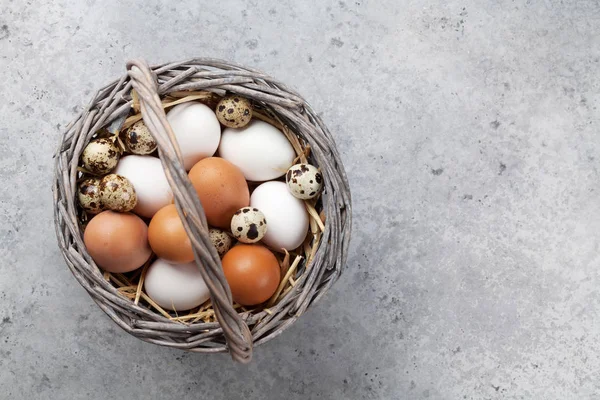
[114,155,173,218]
[166,102,221,170]
[250,181,309,250]
[144,259,211,311]
[218,120,296,181]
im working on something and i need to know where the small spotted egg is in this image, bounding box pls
[231,207,267,244]
[78,177,103,214]
[81,138,120,175]
[215,95,252,128]
[99,174,137,212]
[285,164,323,200]
[209,228,234,257]
[123,120,157,155]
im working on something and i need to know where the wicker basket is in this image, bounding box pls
[53,58,352,363]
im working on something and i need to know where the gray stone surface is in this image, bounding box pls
[1,0,599,398]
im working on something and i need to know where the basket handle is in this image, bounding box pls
[126,59,253,363]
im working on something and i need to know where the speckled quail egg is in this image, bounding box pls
[209,228,234,257]
[123,120,157,155]
[215,95,252,128]
[81,138,120,175]
[285,164,323,200]
[99,174,137,212]
[231,207,267,244]
[78,177,103,214]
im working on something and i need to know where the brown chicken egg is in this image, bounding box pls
[148,204,195,264]
[221,244,280,306]
[188,157,249,229]
[83,211,152,273]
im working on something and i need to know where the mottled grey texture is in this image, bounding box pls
[1,0,599,398]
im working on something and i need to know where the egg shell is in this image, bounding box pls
[250,181,309,251]
[209,228,234,257]
[222,244,280,306]
[114,155,173,218]
[123,120,157,155]
[285,163,323,200]
[82,138,120,175]
[83,211,152,273]
[144,259,210,311]
[78,177,103,214]
[231,207,267,244]
[99,174,137,213]
[219,120,296,181]
[166,102,221,170]
[215,96,252,128]
[148,204,194,264]
[188,157,250,229]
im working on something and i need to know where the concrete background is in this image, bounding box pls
[1,0,599,398]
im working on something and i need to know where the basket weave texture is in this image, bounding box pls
[53,58,352,363]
